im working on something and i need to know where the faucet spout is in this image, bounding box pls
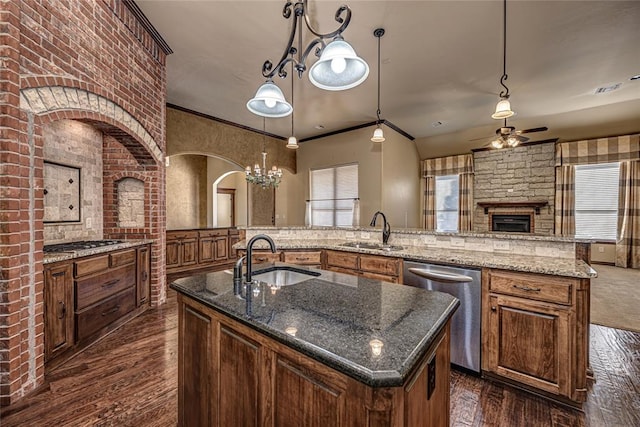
[245,234,277,284]
[233,256,246,296]
[369,211,391,246]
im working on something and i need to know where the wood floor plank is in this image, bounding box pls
[1,290,638,426]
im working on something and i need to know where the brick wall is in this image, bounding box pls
[473,143,556,234]
[0,0,168,406]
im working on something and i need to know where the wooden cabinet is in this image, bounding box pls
[74,248,138,342]
[482,268,589,404]
[198,230,228,264]
[325,250,402,284]
[44,262,74,362]
[167,228,237,276]
[44,244,151,370]
[177,294,451,427]
[166,231,198,270]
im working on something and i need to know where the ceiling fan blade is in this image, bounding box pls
[469,134,493,142]
[519,126,548,134]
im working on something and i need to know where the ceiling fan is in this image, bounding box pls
[472,119,548,149]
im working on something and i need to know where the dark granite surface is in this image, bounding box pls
[170,262,459,388]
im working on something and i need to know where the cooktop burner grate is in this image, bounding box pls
[44,240,123,253]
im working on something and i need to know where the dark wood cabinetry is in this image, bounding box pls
[44,262,74,361]
[167,228,237,277]
[177,294,451,427]
[44,244,151,370]
[325,250,402,283]
[482,268,589,404]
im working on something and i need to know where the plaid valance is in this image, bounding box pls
[555,133,640,166]
[423,154,473,177]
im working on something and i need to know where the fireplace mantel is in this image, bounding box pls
[477,200,549,214]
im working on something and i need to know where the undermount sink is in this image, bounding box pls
[252,266,320,287]
[340,241,404,252]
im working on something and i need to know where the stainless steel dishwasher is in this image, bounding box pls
[403,261,481,374]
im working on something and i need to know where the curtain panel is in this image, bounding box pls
[422,154,474,231]
[616,161,640,268]
[555,134,640,166]
[554,165,575,236]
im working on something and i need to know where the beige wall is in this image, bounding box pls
[294,126,419,227]
[166,154,207,229]
[381,129,421,228]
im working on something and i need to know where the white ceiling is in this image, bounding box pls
[136,1,640,158]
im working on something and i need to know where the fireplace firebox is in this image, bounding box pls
[491,214,532,233]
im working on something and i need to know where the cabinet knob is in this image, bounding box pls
[57,301,66,319]
[491,306,497,312]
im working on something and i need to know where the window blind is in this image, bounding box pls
[435,174,459,232]
[310,164,358,227]
[575,162,619,240]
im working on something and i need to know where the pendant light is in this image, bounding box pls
[491,0,515,120]
[286,63,299,149]
[371,28,385,143]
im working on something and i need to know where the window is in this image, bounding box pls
[575,162,619,240]
[310,164,358,227]
[435,175,459,232]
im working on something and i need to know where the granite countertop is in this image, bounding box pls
[234,239,597,279]
[43,239,153,264]
[170,263,459,388]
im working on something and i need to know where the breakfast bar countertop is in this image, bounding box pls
[170,263,459,388]
[234,239,597,279]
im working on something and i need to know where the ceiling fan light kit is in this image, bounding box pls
[247,0,368,119]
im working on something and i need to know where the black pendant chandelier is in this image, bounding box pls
[247,0,369,118]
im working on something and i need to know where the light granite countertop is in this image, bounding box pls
[234,239,597,279]
[170,263,460,388]
[43,239,153,264]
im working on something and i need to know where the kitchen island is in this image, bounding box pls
[171,263,459,427]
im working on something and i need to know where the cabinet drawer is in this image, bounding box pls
[199,229,228,238]
[359,255,399,276]
[488,270,573,305]
[326,250,358,270]
[74,255,109,277]
[360,271,400,284]
[110,249,135,268]
[283,251,322,265]
[167,231,198,241]
[75,263,136,310]
[251,251,282,264]
[76,287,136,341]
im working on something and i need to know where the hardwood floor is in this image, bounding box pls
[2,290,638,426]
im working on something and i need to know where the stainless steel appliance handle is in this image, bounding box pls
[408,267,474,283]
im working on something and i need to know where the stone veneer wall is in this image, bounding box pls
[43,120,104,243]
[0,0,168,405]
[473,143,556,234]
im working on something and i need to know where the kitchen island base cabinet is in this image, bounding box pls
[481,268,589,405]
[177,295,451,427]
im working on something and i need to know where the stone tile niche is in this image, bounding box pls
[473,143,556,234]
[117,178,145,228]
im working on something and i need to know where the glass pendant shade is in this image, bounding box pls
[286,135,298,149]
[247,80,292,117]
[371,126,385,142]
[491,98,515,119]
[309,38,369,91]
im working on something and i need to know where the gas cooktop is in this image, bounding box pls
[44,240,123,253]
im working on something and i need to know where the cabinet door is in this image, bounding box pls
[181,237,198,266]
[137,245,150,306]
[274,356,346,427]
[178,301,214,427]
[486,294,570,397]
[198,236,216,264]
[44,263,74,361]
[166,239,181,269]
[214,236,229,262]
[218,325,261,426]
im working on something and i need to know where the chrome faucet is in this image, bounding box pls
[370,211,391,246]
[233,234,276,315]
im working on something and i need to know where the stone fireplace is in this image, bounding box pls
[473,143,556,234]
